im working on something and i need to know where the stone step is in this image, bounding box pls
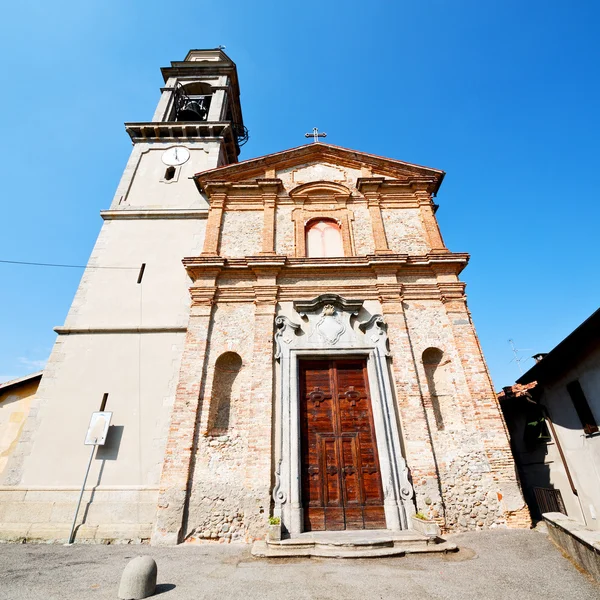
[252,530,457,559]
[252,539,457,559]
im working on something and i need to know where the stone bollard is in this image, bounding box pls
[118,556,157,600]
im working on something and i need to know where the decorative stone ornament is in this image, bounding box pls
[118,556,157,600]
[411,515,441,537]
[267,523,282,542]
[272,293,415,535]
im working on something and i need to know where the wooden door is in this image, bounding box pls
[300,359,386,531]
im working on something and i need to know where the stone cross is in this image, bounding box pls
[305,127,327,143]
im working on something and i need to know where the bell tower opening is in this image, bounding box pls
[172,82,212,122]
[125,48,249,166]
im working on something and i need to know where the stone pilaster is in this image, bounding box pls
[416,190,446,252]
[244,263,280,538]
[374,268,443,517]
[257,179,282,254]
[201,183,229,255]
[151,268,220,545]
[357,178,392,254]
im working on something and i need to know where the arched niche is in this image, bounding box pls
[207,352,242,435]
[422,347,452,431]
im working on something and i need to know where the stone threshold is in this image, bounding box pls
[252,529,457,559]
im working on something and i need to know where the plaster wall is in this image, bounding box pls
[502,407,584,523]
[382,208,430,254]
[350,203,376,255]
[63,219,206,329]
[277,162,365,193]
[219,211,263,257]
[0,380,39,478]
[540,345,600,529]
[5,331,184,487]
[275,206,294,255]
[111,142,219,209]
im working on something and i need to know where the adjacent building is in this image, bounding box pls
[500,308,600,529]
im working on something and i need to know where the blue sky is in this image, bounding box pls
[0,1,598,387]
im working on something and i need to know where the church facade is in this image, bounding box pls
[0,50,529,545]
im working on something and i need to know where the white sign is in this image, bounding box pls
[84,412,112,445]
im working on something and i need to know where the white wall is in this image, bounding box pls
[542,345,600,529]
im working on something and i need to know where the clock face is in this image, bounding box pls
[162,146,190,166]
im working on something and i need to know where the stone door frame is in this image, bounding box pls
[273,295,415,535]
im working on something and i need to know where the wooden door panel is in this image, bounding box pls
[321,435,342,507]
[363,506,387,529]
[324,508,345,531]
[340,435,361,505]
[344,507,364,529]
[300,359,385,531]
[305,507,325,531]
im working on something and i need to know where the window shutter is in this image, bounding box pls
[566,380,598,435]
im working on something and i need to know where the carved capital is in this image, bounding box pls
[274,315,302,359]
[356,177,385,195]
[359,314,391,356]
[190,286,217,306]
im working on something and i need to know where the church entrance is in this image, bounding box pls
[299,358,386,531]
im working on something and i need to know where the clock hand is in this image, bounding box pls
[174,148,178,161]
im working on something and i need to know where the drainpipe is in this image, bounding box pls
[540,405,588,526]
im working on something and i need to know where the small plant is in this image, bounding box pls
[268,516,281,525]
[414,511,429,520]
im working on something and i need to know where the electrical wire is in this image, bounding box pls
[0,259,137,270]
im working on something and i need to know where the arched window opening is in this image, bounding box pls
[164,166,176,181]
[422,347,451,431]
[173,81,213,122]
[306,219,344,258]
[208,352,242,435]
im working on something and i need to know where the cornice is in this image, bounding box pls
[193,143,445,194]
[182,252,469,280]
[55,326,187,335]
[357,177,438,195]
[124,121,239,164]
[101,209,209,220]
[212,282,467,304]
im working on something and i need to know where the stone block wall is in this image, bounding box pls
[399,297,530,530]
[0,487,157,543]
[184,303,270,543]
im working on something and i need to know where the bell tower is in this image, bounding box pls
[0,51,248,528]
[126,48,248,168]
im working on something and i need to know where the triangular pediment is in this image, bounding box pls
[195,143,445,193]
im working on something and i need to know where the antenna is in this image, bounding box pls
[508,339,532,375]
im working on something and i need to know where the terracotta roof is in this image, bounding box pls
[497,381,538,401]
[194,142,445,194]
[0,371,43,393]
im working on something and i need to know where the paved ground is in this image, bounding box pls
[0,529,597,599]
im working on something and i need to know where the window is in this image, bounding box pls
[566,380,598,435]
[306,219,344,258]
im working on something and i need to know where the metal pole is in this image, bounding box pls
[67,443,96,544]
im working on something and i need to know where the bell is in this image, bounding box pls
[178,100,207,122]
